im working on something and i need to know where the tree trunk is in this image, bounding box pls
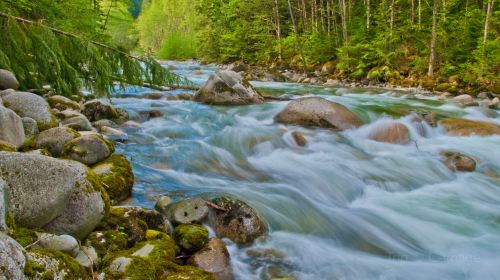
[273,0,283,61]
[483,0,494,45]
[411,0,415,24]
[428,0,439,77]
[390,0,395,37]
[339,0,348,47]
[366,0,371,30]
[418,0,422,28]
[287,0,308,73]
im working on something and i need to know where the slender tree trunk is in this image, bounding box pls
[483,0,494,45]
[332,0,340,47]
[287,0,308,73]
[442,0,447,21]
[366,0,371,30]
[339,0,348,47]
[390,0,395,37]
[273,0,283,61]
[418,0,422,28]
[327,0,332,36]
[411,0,415,24]
[428,0,439,77]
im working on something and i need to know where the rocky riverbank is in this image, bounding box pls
[0,69,268,279]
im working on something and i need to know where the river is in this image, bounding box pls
[112,61,500,280]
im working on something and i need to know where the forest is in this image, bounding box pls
[0,0,498,94]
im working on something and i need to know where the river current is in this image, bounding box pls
[113,61,500,280]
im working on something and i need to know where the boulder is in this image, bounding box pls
[169,197,209,225]
[155,195,173,214]
[0,232,25,280]
[208,197,267,244]
[173,224,209,252]
[439,118,500,137]
[291,131,307,147]
[0,152,107,238]
[188,238,233,280]
[440,151,476,172]
[62,114,93,131]
[82,100,120,122]
[321,61,336,75]
[226,61,248,72]
[93,119,117,129]
[368,122,410,144]
[2,91,57,130]
[138,110,164,120]
[275,97,363,130]
[47,95,81,111]
[451,94,475,106]
[100,126,128,142]
[36,233,80,257]
[24,247,88,279]
[61,134,115,165]
[74,246,98,268]
[0,178,7,232]
[34,127,80,157]
[92,155,134,204]
[178,93,193,100]
[0,106,25,148]
[410,110,437,127]
[0,69,19,90]
[194,70,264,105]
[22,117,39,140]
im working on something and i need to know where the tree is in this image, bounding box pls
[428,0,439,77]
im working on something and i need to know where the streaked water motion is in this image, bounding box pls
[113,61,500,280]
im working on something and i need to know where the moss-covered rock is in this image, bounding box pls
[2,91,57,131]
[85,230,128,257]
[439,118,500,136]
[24,247,89,280]
[34,127,80,157]
[61,134,115,165]
[173,224,209,252]
[92,155,134,205]
[47,95,81,111]
[0,232,26,280]
[82,100,120,122]
[0,140,16,152]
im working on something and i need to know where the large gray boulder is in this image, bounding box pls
[61,134,115,165]
[194,70,264,105]
[0,152,107,239]
[0,232,26,280]
[275,97,363,130]
[2,91,57,130]
[0,106,25,148]
[34,127,80,157]
[0,69,19,90]
[0,178,8,232]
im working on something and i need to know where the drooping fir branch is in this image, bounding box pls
[0,12,191,97]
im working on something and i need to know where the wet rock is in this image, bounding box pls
[155,195,173,214]
[62,114,93,131]
[22,117,39,139]
[291,131,307,146]
[170,197,209,224]
[34,127,80,157]
[108,256,132,274]
[0,69,19,90]
[208,197,268,244]
[100,126,127,141]
[47,95,81,111]
[93,119,116,129]
[194,70,264,105]
[2,91,57,130]
[61,134,115,165]
[0,152,107,237]
[0,106,25,148]
[441,151,476,172]
[451,94,475,106]
[368,122,410,144]
[178,92,193,100]
[479,98,499,109]
[0,232,26,280]
[173,224,209,252]
[24,247,88,279]
[82,100,120,122]
[410,109,437,127]
[226,61,248,72]
[275,97,363,130]
[142,93,166,100]
[74,245,98,268]
[92,155,134,204]
[139,110,164,120]
[36,233,80,257]
[439,118,500,137]
[188,238,233,280]
[0,178,7,231]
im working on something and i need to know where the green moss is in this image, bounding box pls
[5,211,15,230]
[10,227,38,247]
[24,259,50,279]
[86,230,128,256]
[161,263,216,280]
[18,138,35,152]
[145,230,161,240]
[85,168,111,214]
[0,141,16,152]
[36,113,58,132]
[26,247,89,279]
[92,155,134,204]
[173,224,209,252]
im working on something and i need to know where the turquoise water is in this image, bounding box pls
[113,61,500,280]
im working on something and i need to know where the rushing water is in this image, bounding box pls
[112,61,500,280]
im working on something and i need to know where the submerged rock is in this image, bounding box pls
[61,134,115,165]
[2,91,57,130]
[291,131,307,147]
[173,224,209,252]
[0,106,25,148]
[0,232,26,280]
[188,238,233,280]
[451,94,475,106]
[368,122,410,144]
[169,197,209,225]
[275,97,363,130]
[34,127,80,157]
[0,69,19,90]
[439,118,500,136]
[92,155,134,204]
[194,70,264,105]
[440,151,476,172]
[208,197,267,244]
[139,110,164,120]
